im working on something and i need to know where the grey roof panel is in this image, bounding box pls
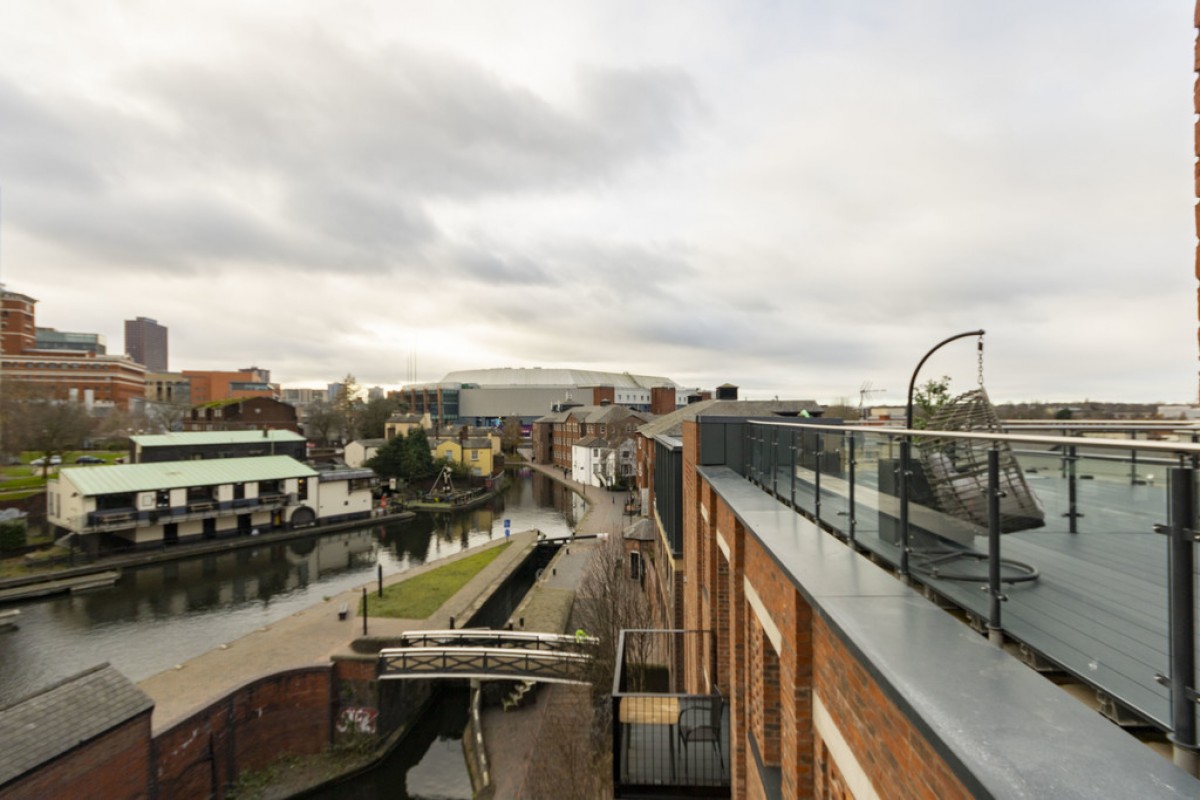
[131,430,305,447]
[0,664,153,787]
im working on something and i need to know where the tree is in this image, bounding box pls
[572,532,654,722]
[144,398,192,433]
[912,376,952,429]
[24,401,96,477]
[501,416,523,453]
[400,427,436,480]
[333,374,361,442]
[365,426,437,482]
[358,396,401,440]
[304,399,340,447]
[365,435,406,480]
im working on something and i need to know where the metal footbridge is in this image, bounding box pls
[378,629,597,684]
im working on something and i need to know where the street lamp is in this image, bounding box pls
[898,330,984,579]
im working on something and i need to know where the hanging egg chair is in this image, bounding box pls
[915,388,1045,533]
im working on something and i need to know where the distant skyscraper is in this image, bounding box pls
[125,316,168,372]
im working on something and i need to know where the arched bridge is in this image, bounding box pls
[378,629,597,685]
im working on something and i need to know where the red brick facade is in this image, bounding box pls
[154,667,333,799]
[684,419,975,799]
[4,714,153,800]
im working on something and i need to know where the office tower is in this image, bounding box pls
[125,316,168,372]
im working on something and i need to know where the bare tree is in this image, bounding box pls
[572,533,654,729]
[521,685,609,799]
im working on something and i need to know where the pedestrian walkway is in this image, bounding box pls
[480,461,639,799]
[138,531,537,733]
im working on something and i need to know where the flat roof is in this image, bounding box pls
[699,465,1200,799]
[131,430,305,447]
[59,456,317,495]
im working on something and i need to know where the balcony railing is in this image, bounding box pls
[612,629,729,798]
[82,494,293,532]
[734,418,1200,754]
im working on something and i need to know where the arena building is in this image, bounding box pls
[399,367,700,425]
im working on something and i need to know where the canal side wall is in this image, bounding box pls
[152,666,334,799]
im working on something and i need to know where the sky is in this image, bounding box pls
[0,1,1193,406]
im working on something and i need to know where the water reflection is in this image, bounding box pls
[0,472,576,703]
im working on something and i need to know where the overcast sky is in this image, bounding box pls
[0,1,1192,405]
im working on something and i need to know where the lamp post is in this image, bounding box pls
[898,330,984,579]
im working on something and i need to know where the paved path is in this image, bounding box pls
[481,462,634,799]
[139,530,537,733]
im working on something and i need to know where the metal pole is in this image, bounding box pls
[847,434,857,544]
[901,329,984,580]
[1167,467,1198,774]
[814,432,822,525]
[1130,431,1138,486]
[1066,445,1080,534]
[790,429,797,508]
[362,586,368,636]
[899,439,911,578]
[986,446,1004,647]
[377,563,383,598]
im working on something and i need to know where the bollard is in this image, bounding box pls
[450,616,455,630]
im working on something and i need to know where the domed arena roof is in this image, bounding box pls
[432,367,677,389]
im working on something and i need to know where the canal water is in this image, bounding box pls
[0,471,584,704]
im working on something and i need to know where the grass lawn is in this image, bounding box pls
[364,542,510,619]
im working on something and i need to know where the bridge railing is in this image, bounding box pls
[378,645,591,684]
[396,628,598,652]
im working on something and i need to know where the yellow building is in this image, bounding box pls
[433,437,494,477]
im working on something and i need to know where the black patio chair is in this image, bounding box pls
[677,690,724,772]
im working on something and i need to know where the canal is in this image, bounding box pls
[0,471,584,704]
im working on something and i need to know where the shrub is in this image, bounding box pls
[0,520,26,551]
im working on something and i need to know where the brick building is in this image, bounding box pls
[532,403,651,470]
[612,411,1200,799]
[182,368,278,405]
[184,397,300,434]
[0,287,146,410]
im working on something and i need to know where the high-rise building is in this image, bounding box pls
[125,316,168,372]
[0,286,145,409]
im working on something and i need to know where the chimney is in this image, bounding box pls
[650,385,677,415]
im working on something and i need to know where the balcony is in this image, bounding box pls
[83,493,293,532]
[731,416,1200,747]
[612,629,729,798]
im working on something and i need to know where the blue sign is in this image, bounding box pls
[504,519,511,528]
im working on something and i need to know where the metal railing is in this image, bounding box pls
[378,646,591,684]
[612,629,729,797]
[737,419,1200,770]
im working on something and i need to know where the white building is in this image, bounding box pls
[571,435,637,489]
[47,456,373,549]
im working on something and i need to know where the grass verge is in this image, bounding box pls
[364,542,509,619]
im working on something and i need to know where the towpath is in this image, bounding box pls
[138,529,538,733]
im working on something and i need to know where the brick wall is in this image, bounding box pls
[4,713,153,800]
[153,666,333,799]
[696,464,977,799]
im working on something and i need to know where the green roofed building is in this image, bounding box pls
[47,456,373,550]
[130,429,307,463]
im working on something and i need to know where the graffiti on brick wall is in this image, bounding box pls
[336,706,379,735]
